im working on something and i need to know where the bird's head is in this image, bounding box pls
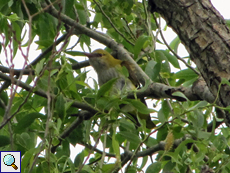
[84,49,122,72]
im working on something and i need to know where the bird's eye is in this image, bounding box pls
[95,53,103,57]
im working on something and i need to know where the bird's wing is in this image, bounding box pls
[121,61,141,88]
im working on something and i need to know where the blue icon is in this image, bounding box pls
[3,154,18,170]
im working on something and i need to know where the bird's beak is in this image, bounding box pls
[83,52,92,58]
[83,52,96,58]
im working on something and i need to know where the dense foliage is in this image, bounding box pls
[0,0,229,172]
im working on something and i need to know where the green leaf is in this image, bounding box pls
[169,36,181,53]
[163,161,175,172]
[35,40,53,48]
[128,99,155,114]
[187,101,208,111]
[75,2,85,10]
[14,112,45,133]
[225,19,230,28]
[197,131,210,139]
[12,22,21,57]
[146,162,161,173]
[126,166,137,173]
[174,138,194,155]
[174,68,198,80]
[162,51,180,69]
[140,156,148,169]
[212,153,224,162]
[97,78,118,98]
[182,77,198,87]
[145,137,158,147]
[158,108,166,123]
[195,110,204,128]
[8,13,20,21]
[213,135,227,151]
[21,148,39,172]
[55,94,66,120]
[155,50,166,63]
[52,137,60,146]
[221,78,230,86]
[35,59,45,75]
[102,164,115,173]
[46,152,57,163]
[120,65,129,78]
[155,50,171,74]
[158,100,171,123]
[152,62,161,81]
[8,0,13,7]
[96,97,117,110]
[172,92,188,101]
[145,60,158,81]
[0,135,10,147]
[119,118,136,131]
[17,132,33,150]
[0,90,8,106]
[77,9,87,25]
[74,150,85,168]
[134,35,149,59]
[65,51,85,56]
[122,0,133,15]
[112,132,120,158]
[66,158,75,173]
[63,0,74,17]
[0,0,8,10]
[68,123,85,145]
[119,131,141,144]
[165,152,183,165]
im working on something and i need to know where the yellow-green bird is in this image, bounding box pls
[84,49,155,129]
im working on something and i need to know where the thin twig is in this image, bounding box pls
[28,2,64,171]
[76,127,106,173]
[0,71,98,131]
[143,0,153,38]
[0,61,90,75]
[83,142,115,157]
[8,122,14,150]
[92,0,135,46]
[99,126,110,172]
[28,33,69,67]
[1,85,34,129]
[122,18,136,41]
[153,15,200,75]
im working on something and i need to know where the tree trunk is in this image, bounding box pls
[149,0,230,124]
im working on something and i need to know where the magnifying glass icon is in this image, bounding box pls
[3,154,18,170]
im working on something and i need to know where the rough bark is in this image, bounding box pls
[149,0,230,124]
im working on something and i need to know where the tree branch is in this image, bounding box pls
[41,1,150,86]
[28,33,69,67]
[127,81,215,103]
[92,0,135,46]
[150,0,230,125]
[0,72,98,114]
[0,61,90,75]
[153,14,200,75]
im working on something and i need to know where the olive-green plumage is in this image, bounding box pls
[85,49,155,129]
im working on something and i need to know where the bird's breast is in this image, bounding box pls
[97,67,120,86]
[97,67,135,94]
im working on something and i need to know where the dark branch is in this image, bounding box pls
[127,81,215,103]
[0,72,97,114]
[0,61,90,75]
[28,33,69,67]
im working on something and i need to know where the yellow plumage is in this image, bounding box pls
[85,49,155,129]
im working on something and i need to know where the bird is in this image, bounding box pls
[84,49,155,129]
